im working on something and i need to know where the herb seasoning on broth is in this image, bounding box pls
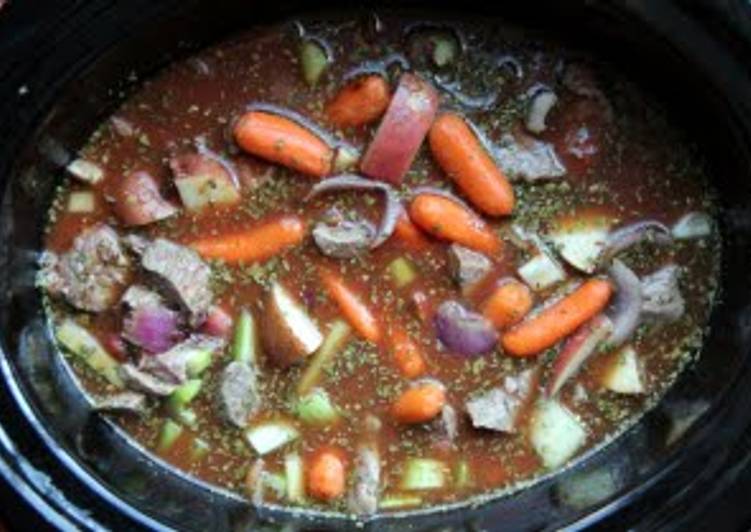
[38,14,720,515]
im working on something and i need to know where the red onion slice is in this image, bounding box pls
[307,174,401,248]
[435,300,498,357]
[546,314,613,397]
[602,220,672,261]
[606,259,643,347]
[123,305,182,354]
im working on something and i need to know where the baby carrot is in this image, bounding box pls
[482,279,533,329]
[320,269,381,343]
[392,212,430,249]
[501,278,613,357]
[409,193,501,255]
[191,215,305,263]
[233,111,333,177]
[390,327,427,378]
[391,382,446,424]
[429,113,515,216]
[307,448,346,501]
[326,75,391,128]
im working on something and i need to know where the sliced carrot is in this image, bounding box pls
[392,213,430,249]
[391,382,446,424]
[429,113,515,216]
[409,193,501,255]
[233,111,333,177]
[326,75,391,128]
[390,327,427,378]
[307,448,346,501]
[320,269,381,343]
[501,278,613,357]
[191,215,305,263]
[482,279,533,329]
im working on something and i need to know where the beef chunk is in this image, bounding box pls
[496,133,566,181]
[641,265,685,322]
[448,244,492,290]
[140,335,223,384]
[312,209,375,258]
[347,446,380,515]
[38,224,130,312]
[95,391,147,415]
[465,369,537,433]
[141,238,213,325]
[217,361,260,428]
[119,363,177,396]
[121,284,162,309]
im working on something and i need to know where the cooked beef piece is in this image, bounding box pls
[121,285,182,354]
[140,238,213,325]
[312,209,375,258]
[641,264,685,322]
[347,446,380,515]
[119,363,177,396]
[38,224,131,312]
[448,244,492,290]
[496,132,567,181]
[465,369,537,433]
[122,233,150,256]
[121,284,163,309]
[141,335,223,384]
[95,391,147,415]
[217,361,260,428]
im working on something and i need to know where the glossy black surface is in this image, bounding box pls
[0,1,750,530]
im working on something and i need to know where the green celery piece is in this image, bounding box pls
[157,419,183,452]
[387,257,418,288]
[55,319,123,387]
[232,309,257,364]
[300,40,328,87]
[296,320,351,396]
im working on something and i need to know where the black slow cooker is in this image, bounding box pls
[1,1,751,530]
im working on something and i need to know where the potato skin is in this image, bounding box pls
[261,284,318,368]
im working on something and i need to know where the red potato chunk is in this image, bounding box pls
[170,152,240,211]
[113,171,178,226]
[360,73,439,185]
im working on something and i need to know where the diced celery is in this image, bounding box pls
[284,452,305,503]
[190,437,210,461]
[379,494,423,509]
[454,459,472,488]
[264,472,287,498]
[431,34,458,67]
[174,407,198,428]
[245,421,300,456]
[295,388,339,425]
[186,348,213,377]
[400,458,449,491]
[157,419,183,452]
[387,257,418,288]
[300,40,328,87]
[55,319,122,387]
[168,379,202,410]
[232,309,258,365]
[297,320,351,396]
[67,191,95,213]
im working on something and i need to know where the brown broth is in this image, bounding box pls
[43,14,720,513]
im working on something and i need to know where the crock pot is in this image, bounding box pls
[1,0,751,530]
